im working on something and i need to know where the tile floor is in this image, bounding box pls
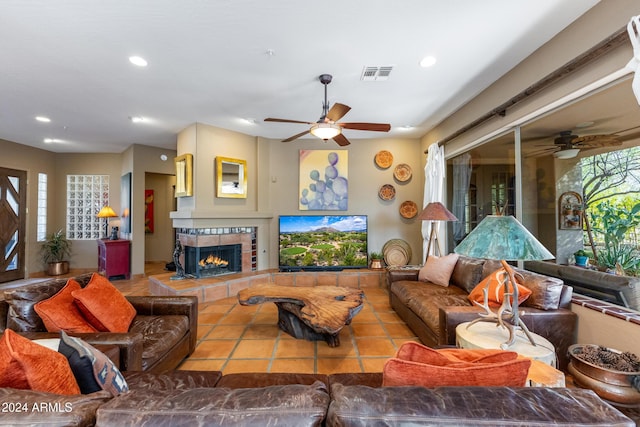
[104,262,419,374]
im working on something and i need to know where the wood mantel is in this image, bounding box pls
[238,284,364,347]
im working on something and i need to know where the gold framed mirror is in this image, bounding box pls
[216,156,247,198]
[174,153,193,197]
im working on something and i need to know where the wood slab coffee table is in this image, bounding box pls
[237,284,364,347]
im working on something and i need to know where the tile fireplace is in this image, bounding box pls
[176,227,256,278]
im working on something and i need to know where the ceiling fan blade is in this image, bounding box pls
[340,122,391,132]
[326,103,351,122]
[333,133,350,146]
[265,118,313,125]
[572,134,621,148]
[282,130,310,142]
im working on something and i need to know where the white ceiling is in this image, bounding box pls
[0,0,600,153]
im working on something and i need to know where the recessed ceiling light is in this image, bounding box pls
[129,56,148,67]
[242,118,257,125]
[35,116,51,123]
[43,138,62,143]
[129,116,145,123]
[398,125,413,131]
[419,56,437,68]
[160,154,168,161]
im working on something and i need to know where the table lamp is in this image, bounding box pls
[97,206,118,239]
[454,214,553,348]
[417,202,458,258]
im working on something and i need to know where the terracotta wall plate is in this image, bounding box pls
[375,150,393,169]
[378,184,396,201]
[394,163,412,182]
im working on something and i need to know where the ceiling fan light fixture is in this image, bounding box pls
[310,123,341,140]
[553,148,580,159]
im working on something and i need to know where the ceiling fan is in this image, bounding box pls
[264,74,391,146]
[529,130,623,159]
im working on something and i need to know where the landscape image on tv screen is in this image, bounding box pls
[279,215,368,270]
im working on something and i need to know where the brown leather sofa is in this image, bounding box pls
[0,273,197,372]
[0,371,633,426]
[388,256,578,370]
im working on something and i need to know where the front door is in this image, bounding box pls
[0,167,27,283]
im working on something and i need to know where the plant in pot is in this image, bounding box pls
[369,252,384,270]
[40,229,72,276]
[574,249,589,268]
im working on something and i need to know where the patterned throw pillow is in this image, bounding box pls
[58,331,128,396]
[468,267,532,308]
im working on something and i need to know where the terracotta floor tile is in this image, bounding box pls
[351,323,388,337]
[197,325,215,340]
[224,359,270,374]
[377,312,404,323]
[198,312,225,324]
[270,358,315,374]
[252,312,278,324]
[385,322,417,338]
[393,338,420,348]
[232,339,275,358]
[351,311,379,323]
[317,358,362,374]
[178,359,226,371]
[199,303,233,314]
[243,324,280,339]
[317,340,356,357]
[218,312,255,324]
[361,357,388,372]
[191,340,238,359]
[274,339,316,358]
[208,324,246,339]
[356,338,397,357]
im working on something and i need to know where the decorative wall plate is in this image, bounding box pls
[378,184,396,201]
[375,150,393,169]
[394,163,412,182]
[399,200,418,219]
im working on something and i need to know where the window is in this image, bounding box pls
[66,175,109,240]
[36,173,47,241]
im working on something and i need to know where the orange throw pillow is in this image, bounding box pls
[71,273,136,333]
[382,356,531,387]
[397,341,518,366]
[34,279,98,333]
[0,330,80,395]
[468,267,532,308]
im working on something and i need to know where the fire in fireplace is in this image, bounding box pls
[184,244,242,278]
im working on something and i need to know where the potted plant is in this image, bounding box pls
[40,229,72,275]
[574,249,589,268]
[369,252,384,270]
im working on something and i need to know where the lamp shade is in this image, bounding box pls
[454,215,553,261]
[417,202,458,222]
[310,123,341,140]
[97,206,118,218]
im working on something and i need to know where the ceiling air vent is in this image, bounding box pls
[360,65,394,81]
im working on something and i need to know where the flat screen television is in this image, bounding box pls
[278,215,368,271]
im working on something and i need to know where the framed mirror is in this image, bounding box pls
[216,156,247,198]
[174,153,193,197]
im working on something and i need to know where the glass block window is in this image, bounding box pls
[66,175,109,240]
[36,173,47,241]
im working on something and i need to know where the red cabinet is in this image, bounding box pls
[97,239,130,280]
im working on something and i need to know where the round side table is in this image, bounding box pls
[456,321,557,367]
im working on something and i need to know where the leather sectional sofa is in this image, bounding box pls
[0,273,197,372]
[388,256,578,370]
[1,370,632,426]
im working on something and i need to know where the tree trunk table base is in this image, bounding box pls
[237,284,364,347]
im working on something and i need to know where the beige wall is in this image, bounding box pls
[572,304,640,356]
[145,172,176,263]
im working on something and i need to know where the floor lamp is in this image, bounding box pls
[417,202,458,259]
[97,206,117,239]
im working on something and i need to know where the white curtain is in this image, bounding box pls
[628,15,640,106]
[422,143,445,262]
[452,153,472,245]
